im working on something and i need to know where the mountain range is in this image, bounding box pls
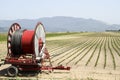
[0,16,120,32]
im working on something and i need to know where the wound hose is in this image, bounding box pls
[11,30,24,55]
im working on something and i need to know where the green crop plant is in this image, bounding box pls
[108,37,116,70]
[94,39,104,67]
[75,37,100,65]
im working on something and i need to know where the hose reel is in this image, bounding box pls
[2,22,70,77]
[7,22,46,60]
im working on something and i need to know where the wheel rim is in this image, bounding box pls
[34,22,45,59]
[7,23,21,57]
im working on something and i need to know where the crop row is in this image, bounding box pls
[47,32,120,70]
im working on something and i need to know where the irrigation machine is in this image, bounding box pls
[0,22,70,77]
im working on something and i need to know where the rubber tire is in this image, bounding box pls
[7,66,18,77]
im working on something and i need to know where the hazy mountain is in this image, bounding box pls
[0,16,120,32]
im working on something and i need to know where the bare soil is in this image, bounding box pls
[1,32,120,80]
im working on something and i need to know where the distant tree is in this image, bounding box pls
[66,31,70,33]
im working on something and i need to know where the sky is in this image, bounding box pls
[0,0,120,24]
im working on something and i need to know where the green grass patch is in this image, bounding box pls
[0,32,79,41]
[46,32,78,37]
[0,33,7,41]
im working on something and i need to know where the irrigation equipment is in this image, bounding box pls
[0,22,70,77]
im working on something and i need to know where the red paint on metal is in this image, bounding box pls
[52,65,70,70]
[39,38,43,52]
[4,22,71,73]
[44,48,50,59]
[22,30,34,54]
[19,66,53,71]
[5,58,37,65]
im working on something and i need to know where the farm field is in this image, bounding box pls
[1,32,120,80]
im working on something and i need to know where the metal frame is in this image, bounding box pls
[1,22,70,77]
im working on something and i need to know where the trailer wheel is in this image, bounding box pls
[7,66,18,77]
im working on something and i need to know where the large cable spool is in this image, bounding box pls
[7,22,46,60]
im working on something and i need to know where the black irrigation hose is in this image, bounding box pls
[11,30,24,55]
